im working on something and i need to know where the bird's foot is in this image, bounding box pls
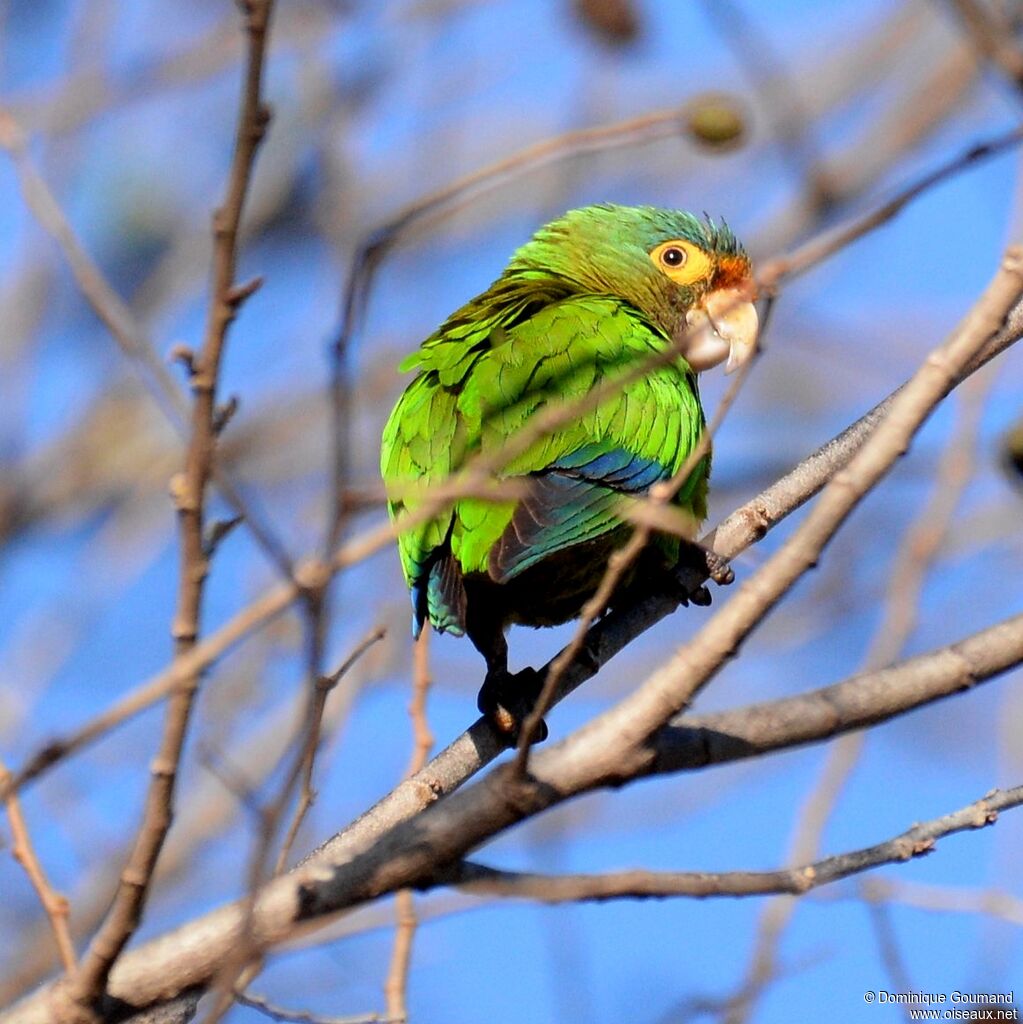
[674,541,734,605]
[704,549,735,588]
[477,667,549,744]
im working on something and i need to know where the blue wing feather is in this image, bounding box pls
[489,445,670,583]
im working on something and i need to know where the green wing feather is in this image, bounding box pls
[380,294,708,636]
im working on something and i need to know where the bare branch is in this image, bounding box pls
[652,611,1023,774]
[234,991,391,1024]
[446,783,1023,901]
[384,627,435,1023]
[0,761,76,975]
[60,3,277,1016]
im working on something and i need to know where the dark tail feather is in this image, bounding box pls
[426,547,467,636]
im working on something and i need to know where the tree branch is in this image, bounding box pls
[447,782,1023,901]
[653,610,1023,773]
[58,3,276,1018]
[6,607,1022,1022]
[0,761,76,975]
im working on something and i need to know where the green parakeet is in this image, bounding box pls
[381,203,757,733]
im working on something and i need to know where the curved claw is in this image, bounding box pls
[477,668,549,744]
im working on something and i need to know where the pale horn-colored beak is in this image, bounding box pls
[682,286,759,374]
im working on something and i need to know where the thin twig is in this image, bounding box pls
[384,626,435,1023]
[445,783,1023,901]
[857,876,1023,927]
[275,625,388,875]
[63,2,276,1015]
[861,888,917,1010]
[383,892,417,1024]
[753,29,978,253]
[235,990,390,1024]
[407,627,436,777]
[0,761,76,974]
[755,122,1023,291]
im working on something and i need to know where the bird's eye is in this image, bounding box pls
[651,239,713,285]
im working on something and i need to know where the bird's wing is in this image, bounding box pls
[452,296,708,584]
[486,446,675,582]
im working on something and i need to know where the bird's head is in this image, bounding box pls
[508,203,758,373]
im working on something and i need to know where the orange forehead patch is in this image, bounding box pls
[714,255,753,291]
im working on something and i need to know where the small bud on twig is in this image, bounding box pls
[168,473,188,505]
[168,343,197,378]
[213,395,239,436]
[203,516,243,558]
[226,275,263,309]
